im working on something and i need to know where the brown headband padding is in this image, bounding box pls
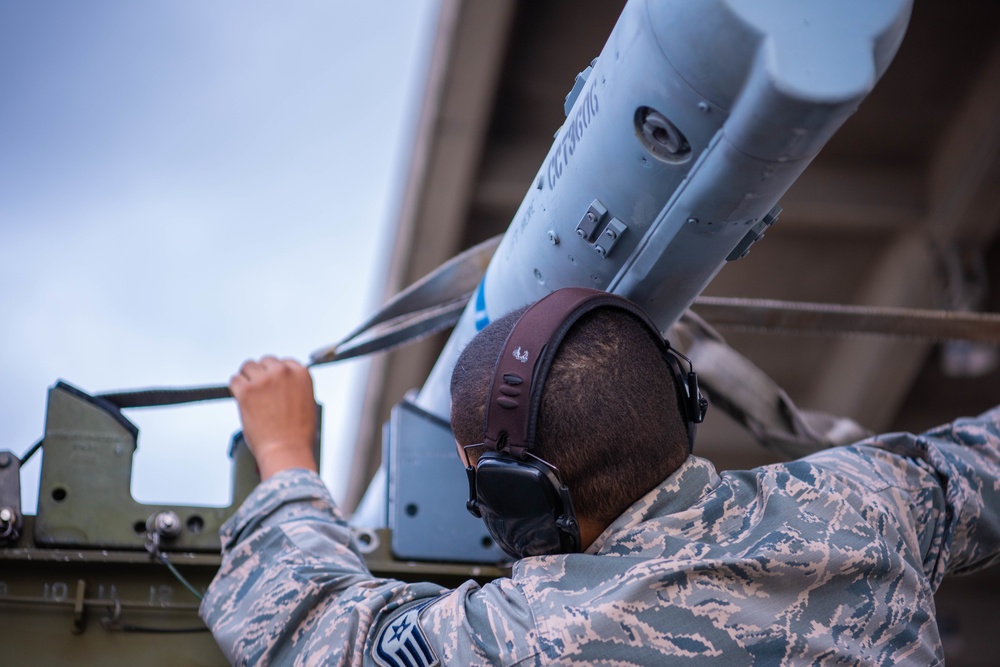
[482,287,668,458]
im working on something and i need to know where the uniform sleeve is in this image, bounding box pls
[199,469,444,665]
[915,407,1000,575]
[199,469,542,667]
[808,405,1000,589]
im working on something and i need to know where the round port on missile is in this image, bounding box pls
[635,106,691,163]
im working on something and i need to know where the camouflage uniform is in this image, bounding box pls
[201,407,1000,666]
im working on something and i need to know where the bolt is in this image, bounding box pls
[547,230,560,245]
[0,453,10,468]
[587,211,598,223]
[576,229,585,238]
[697,101,710,113]
[150,511,182,539]
[687,217,699,224]
[595,246,606,258]
[0,508,13,523]
[605,229,617,240]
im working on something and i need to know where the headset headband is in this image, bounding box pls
[483,287,698,458]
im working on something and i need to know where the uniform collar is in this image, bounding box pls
[585,455,721,555]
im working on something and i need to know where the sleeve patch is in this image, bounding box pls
[373,602,440,667]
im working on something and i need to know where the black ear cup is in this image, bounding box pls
[469,454,580,558]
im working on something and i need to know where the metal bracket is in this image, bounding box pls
[385,398,505,563]
[594,217,627,258]
[576,199,628,259]
[576,199,607,242]
[726,204,782,261]
[563,58,598,116]
[32,381,321,551]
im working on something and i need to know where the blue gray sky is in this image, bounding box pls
[0,2,440,510]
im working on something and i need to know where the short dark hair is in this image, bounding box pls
[450,304,689,524]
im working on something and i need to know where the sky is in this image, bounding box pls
[0,1,441,511]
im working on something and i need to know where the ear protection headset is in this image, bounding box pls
[465,287,708,559]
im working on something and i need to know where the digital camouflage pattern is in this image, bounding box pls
[201,407,1000,666]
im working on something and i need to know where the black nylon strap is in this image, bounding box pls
[97,385,232,408]
[94,290,470,410]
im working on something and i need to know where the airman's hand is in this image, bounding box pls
[230,356,318,480]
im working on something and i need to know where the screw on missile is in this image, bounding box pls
[548,230,560,245]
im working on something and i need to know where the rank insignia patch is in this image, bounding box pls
[373,602,439,667]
